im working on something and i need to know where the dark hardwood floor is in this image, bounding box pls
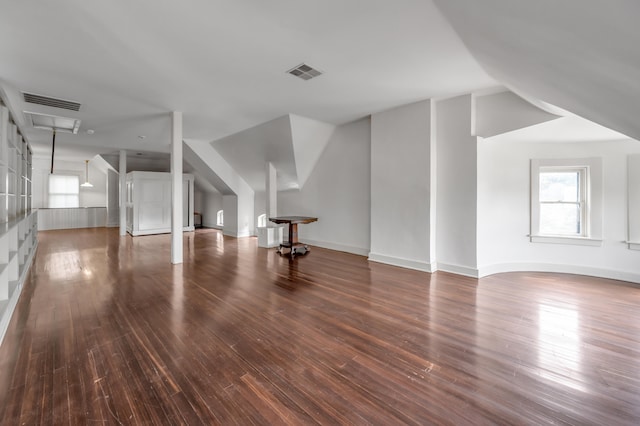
[1,227,639,425]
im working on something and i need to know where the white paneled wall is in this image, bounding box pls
[37,207,107,231]
[125,171,195,236]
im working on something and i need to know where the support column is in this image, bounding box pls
[265,162,277,218]
[119,150,127,236]
[258,162,281,248]
[171,111,183,264]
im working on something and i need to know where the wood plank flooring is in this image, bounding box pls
[1,227,640,425]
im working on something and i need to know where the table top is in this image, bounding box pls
[269,216,318,224]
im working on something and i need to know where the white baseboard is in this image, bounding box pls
[202,222,222,230]
[302,239,369,257]
[129,226,195,236]
[367,252,434,272]
[223,230,253,238]
[478,262,640,284]
[434,262,479,278]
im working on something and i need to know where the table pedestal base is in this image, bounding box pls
[277,242,310,258]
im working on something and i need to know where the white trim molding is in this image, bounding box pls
[478,262,640,285]
[529,235,603,247]
[627,242,640,251]
[223,230,252,238]
[434,262,479,278]
[368,252,435,273]
[302,239,369,257]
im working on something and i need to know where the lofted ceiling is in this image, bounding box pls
[0,0,494,164]
[433,0,640,141]
[2,0,635,195]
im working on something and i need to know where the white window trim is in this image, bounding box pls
[628,154,640,251]
[627,242,640,251]
[216,209,224,227]
[530,158,603,247]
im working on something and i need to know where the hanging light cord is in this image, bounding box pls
[50,129,56,174]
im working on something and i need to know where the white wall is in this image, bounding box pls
[369,100,434,271]
[279,118,371,255]
[32,157,107,209]
[222,194,238,236]
[477,138,640,282]
[194,188,203,213]
[200,191,223,228]
[435,94,478,276]
[254,190,265,231]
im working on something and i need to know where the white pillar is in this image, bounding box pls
[265,162,277,218]
[171,111,183,264]
[119,150,127,236]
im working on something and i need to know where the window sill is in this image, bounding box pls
[627,242,640,251]
[530,235,603,247]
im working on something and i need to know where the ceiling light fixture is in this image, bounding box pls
[81,160,93,188]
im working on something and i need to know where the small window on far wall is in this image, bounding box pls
[217,210,224,226]
[530,158,602,246]
[49,175,80,208]
[538,167,586,236]
[257,214,266,227]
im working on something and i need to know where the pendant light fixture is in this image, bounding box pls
[81,159,93,188]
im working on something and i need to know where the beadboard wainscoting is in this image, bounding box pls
[37,207,107,231]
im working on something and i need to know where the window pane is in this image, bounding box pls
[49,175,79,194]
[540,172,579,202]
[48,175,80,208]
[540,203,581,235]
[49,195,80,208]
[49,195,64,209]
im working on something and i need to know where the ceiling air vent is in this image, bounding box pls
[287,63,323,81]
[23,92,81,111]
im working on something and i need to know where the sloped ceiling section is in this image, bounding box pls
[99,150,222,194]
[473,90,560,138]
[183,140,238,196]
[212,116,297,191]
[211,114,335,191]
[434,0,640,141]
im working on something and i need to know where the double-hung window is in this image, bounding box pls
[48,174,80,208]
[538,167,586,236]
[531,158,602,246]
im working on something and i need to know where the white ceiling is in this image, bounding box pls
[0,0,495,163]
[434,0,640,141]
[486,114,632,144]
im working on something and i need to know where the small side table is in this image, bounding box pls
[269,216,318,258]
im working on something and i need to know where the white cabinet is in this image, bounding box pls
[125,171,195,236]
[0,98,36,345]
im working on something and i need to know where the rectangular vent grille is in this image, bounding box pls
[287,63,322,81]
[23,92,81,111]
